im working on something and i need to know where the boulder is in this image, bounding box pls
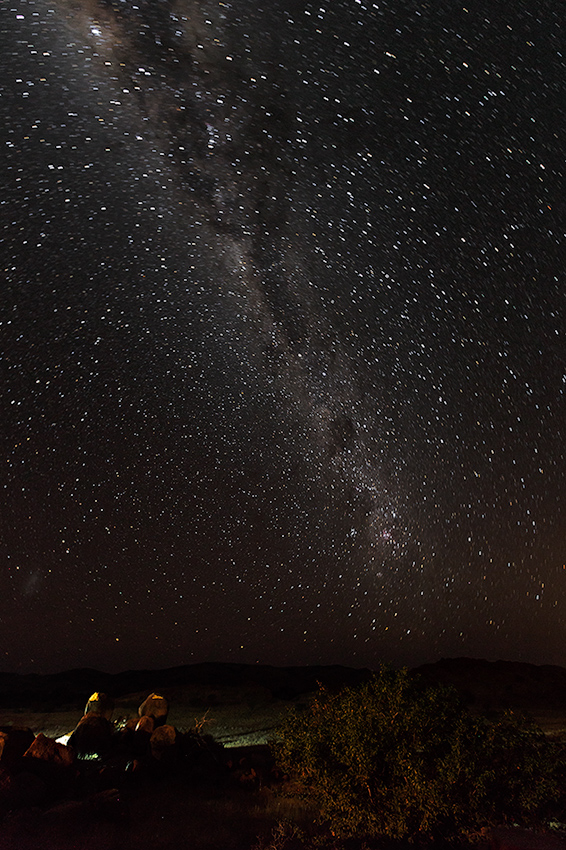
[68,713,113,757]
[84,691,114,720]
[22,733,76,798]
[138,693,169,727]
[149,724,177,762]
[112,723,135,757]
[0,726,35,768]
[23,733,74,768]
[127,715,153,759]
[135,715,154,734]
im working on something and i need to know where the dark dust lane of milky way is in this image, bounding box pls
[0,0,565,674]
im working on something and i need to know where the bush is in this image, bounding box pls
[273,667,565,842]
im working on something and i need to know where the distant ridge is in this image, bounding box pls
[2,658,566,713]
[413,657,566,712]
[0,663,373,709]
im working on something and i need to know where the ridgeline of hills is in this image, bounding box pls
[1,658,566,713]
[0,663,370,710]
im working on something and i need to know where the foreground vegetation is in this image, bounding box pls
[273,667,566,843]
[2,668,566,849]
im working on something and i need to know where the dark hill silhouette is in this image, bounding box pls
[2,658,566,714]
[0,663,373,710]
[413,657,566,712]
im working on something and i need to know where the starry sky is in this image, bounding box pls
[1,0,565,674]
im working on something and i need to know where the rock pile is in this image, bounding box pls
[0,689,229,824]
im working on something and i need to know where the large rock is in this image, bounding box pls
[68,713,113,757]
[0,726,35,768]
[149,724,177,762]
[22,733,76,800]
[135,715,154,734]
[84,691,114,720]
[138,693,169,727]
[23,733,74,768]
[130,715,154,758]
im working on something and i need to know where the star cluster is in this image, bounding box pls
[1,0,565,673]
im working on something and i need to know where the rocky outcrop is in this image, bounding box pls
[135,715,154,734]
[132,714,154,757]
[139,693,169,727]
[84,691,114,720]
[68,713,113,757]
[1,689,227,798]
[23,732,74,768]
[149,724,177,763]
[18,733,76,802]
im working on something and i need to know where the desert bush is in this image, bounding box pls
[273,667,565,842]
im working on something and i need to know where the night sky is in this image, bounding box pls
[1,0,565,675]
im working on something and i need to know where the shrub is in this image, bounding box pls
[273,667,565,842]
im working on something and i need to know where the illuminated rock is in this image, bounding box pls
[84,692,114,720]
[22,734,75,799]
[23,733,74,767]
[131,714,154,757]
[135,715,154,734]
[138,693,169,727]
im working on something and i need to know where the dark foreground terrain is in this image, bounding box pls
[1,658,566,850]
